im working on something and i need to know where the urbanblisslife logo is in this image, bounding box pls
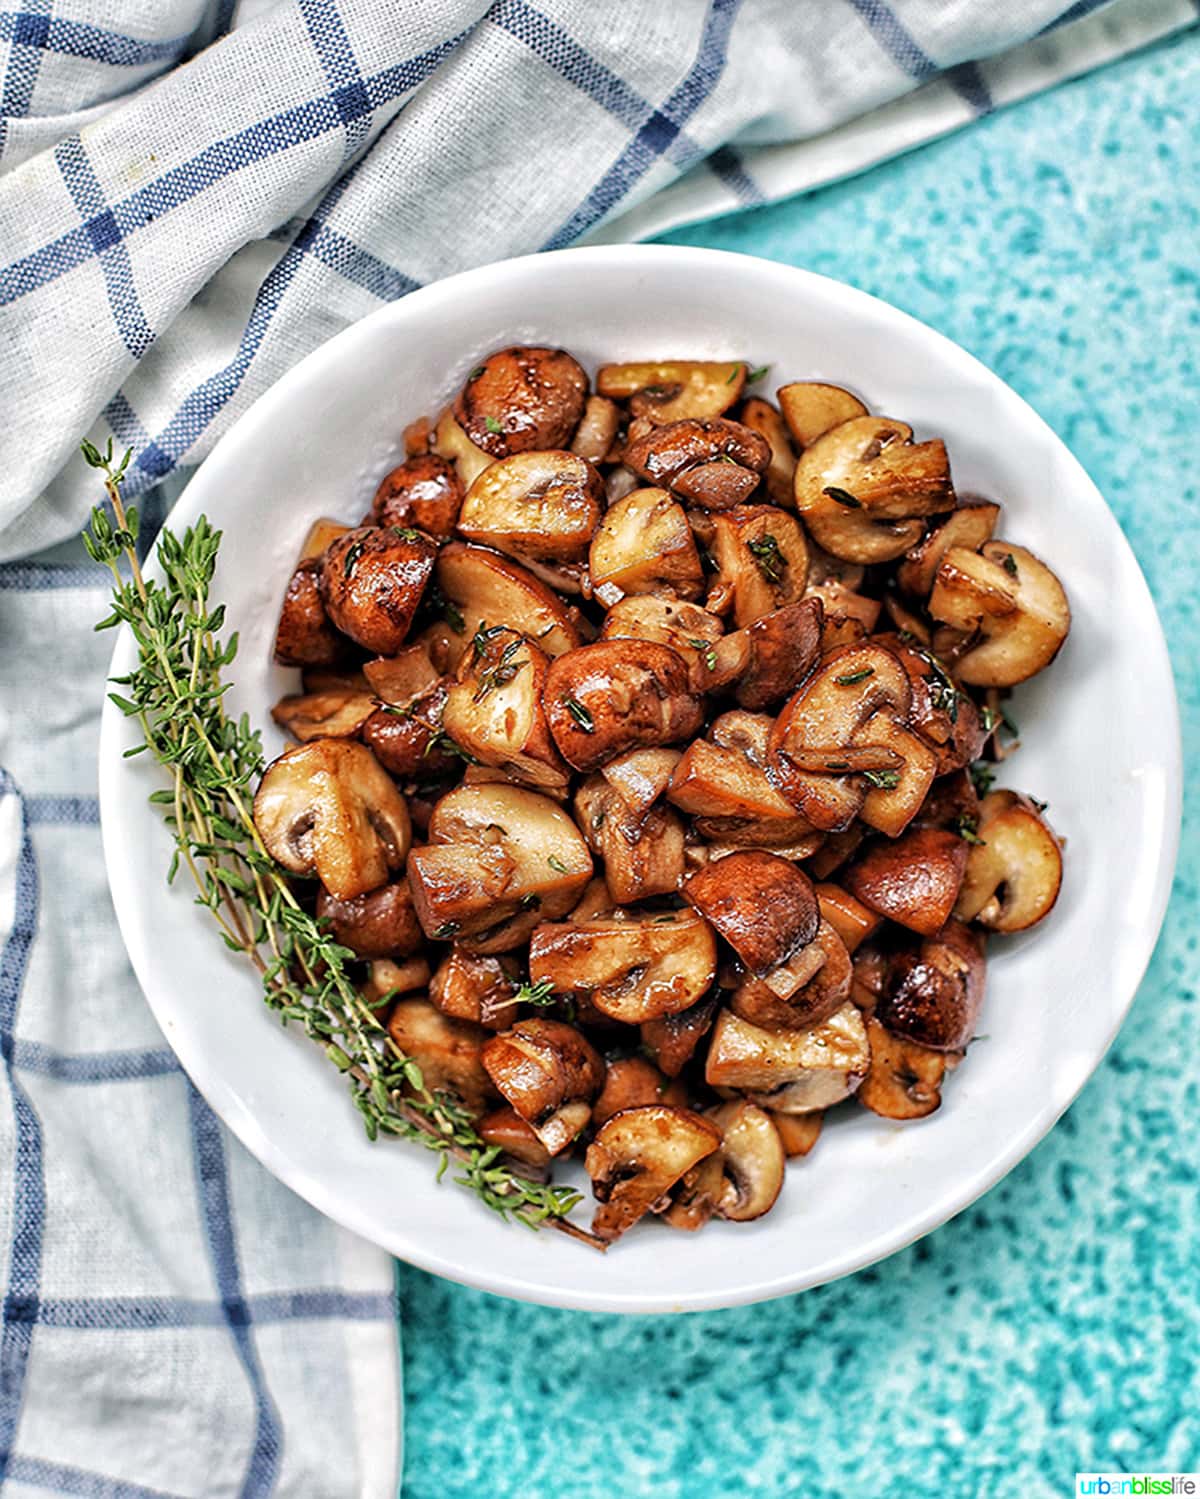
[1076,1478,1199,1496]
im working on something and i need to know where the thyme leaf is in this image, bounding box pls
[823,486,861,509]
[747,533,785,584]
[563,695,595,732]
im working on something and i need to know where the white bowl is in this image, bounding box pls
[99,245,1181,1313]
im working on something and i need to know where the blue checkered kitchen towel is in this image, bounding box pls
[0,2,1195,1495]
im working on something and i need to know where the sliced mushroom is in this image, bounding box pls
[592,1056,687,1129]
[771,1110,823,1158]
[640,994,720,1077]
[480,1018,603,1155]
[298,517,351,561]
[455,346,588,458]
[684,851,818,974]
[585,1105,721,1241]
[954,790,1063,931]
[574,775,685,905]
[600,596,727,692]
[705,1002,870,1112]
[429,949,521,1030]
[876,918,986,1051]
[274,560,347,667]
[528,909,716,1024]
[442,626,568,792]
[845,827,969,936]
[435,542,583,661]
[457,449,603,574]
[807,824,866,880]
[897,501,1001,597]
[596,360,745,423]
[253,740,411,900]
[731,919,852,1032]
[661,1149,726,1232]
[321,526,437,656]
[316,876,423,959]
[570,394,622,462]
[768,642,937,835]
[928,542,1070,687]
[793,417,954,563]
[271,685,376,742]
[387,997,495,1116]
[431,406,494,489]
[363,955,431,1009]
[668,714,819,847]
[776,381,868,448]
[707,1100,786,1221]
[871,633,987,776]
[814,882,882,955]
[407,782,592,946]
[362,645,440,710]
[739,397,797,507]
[588,488,704,607]
[706,506,810,627]
[477,1106,552,1168]
[360,684,462,780]
[599,747,682,819]
[624,418,770,506]
[371,453,464,537]
[858,1016,950,1119]
[543,640,703,773]
[730,598,823,710]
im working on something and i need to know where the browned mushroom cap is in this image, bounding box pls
[585,1105,722,1241]
[705,1002,870,1112]
[793,417,954,563]
[429,949,521,1030]
[623,418,770,507]
[814,882,882,955]
[588,488,704,607]
[768,642,937,836]
[707,1100,786,1221]
[640,994,719,1077]
[435,542,583,662]
[455,346,588,458]
[739,398,797,507]
[731,918,853,1032]
[599,747,682,819]
[543,640,703,773]
[706,506,810,627]
[871,632,987,776]
[668,712,819,848]
[776,382,868,449]
[897,500,1001,597]
[457,450,603,571]
[253,740,411,900]
[876,918,986,1052]
[729,597,823,711]
[481,1017,604,1155]
[442,626,568,793]
[684,851,819,974]
[600,596,726,693]
[954,790,1063,931]
[371,453,464,538]
[321,526,437,656]
[845,827,969,937]
[477,1105,552,1168]
[570,394,622,463]
[596,360,746,423]
[771,1110,823,1158]
[408,782,592,946]
[271,684,376,742]
[360,683,461,779]
[528,909,717,1023]
[387,997,495,1116]
[929,542,1070,687]
[431,407,494,490]
[274,560,347,667]
[592,1055,687,1129]
[574,775,685,905]
[858,1016,951,1119]
[807,823,866,880]
[316,876,423,959]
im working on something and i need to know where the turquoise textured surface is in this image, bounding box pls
[397,30,1199,1499]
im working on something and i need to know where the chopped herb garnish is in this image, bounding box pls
[442,597,465,633]
[746,363,770,383]
[484,415,504,435]
[591,807,606,830]
[980,705,999,734]
[653,914,676,924]
[641,383,673,399]
[834,667,875,686]
[491,978,560,1017]
[519,893,542,911]
[969,761,996,795]
[823,486,862,509]
[391,526,425,544]
[424,731,478,764]
[433,921,461,940]
[825,760,851,772]
[547,855,568,874]
[1002,552,1019,576]
[725,365,742,385]
[863,768,901,790]
[955,815,986,846]
[341,539,365,576]
[688,637,719,671]
[470,365,486,379]
[1031,796,1049,814]
[747,533,785,584]
[563,695,595,732]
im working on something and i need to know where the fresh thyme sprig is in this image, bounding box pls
[81,441,600,1248]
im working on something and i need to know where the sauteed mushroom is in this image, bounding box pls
[429,949,521,1029]
[954,791,1063,931]
[457,450,603,573]
[588,488,704,607]
[316,877,423,959]
[624,417,770,506]
[876,919,986,1051]
[596,360,746,423]
[585,1105,721,1241]
[274,560,346,667]
[592,1056,687,1129]
[387,998,494,1116]
[858,1016,953,1120]
[706,1002,870,1112]
[481,1018,603,1155]
[455,346,588,458]
[776,381,867,448]
[929,542,1070,687]
[845,827,969,936]
[321,526,438,656]
[706,506,809,627]
[739,397,797,507]
[435,542,584,663]
[371,453,464,537]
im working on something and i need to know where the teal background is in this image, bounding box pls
[397,29,1199,1499]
